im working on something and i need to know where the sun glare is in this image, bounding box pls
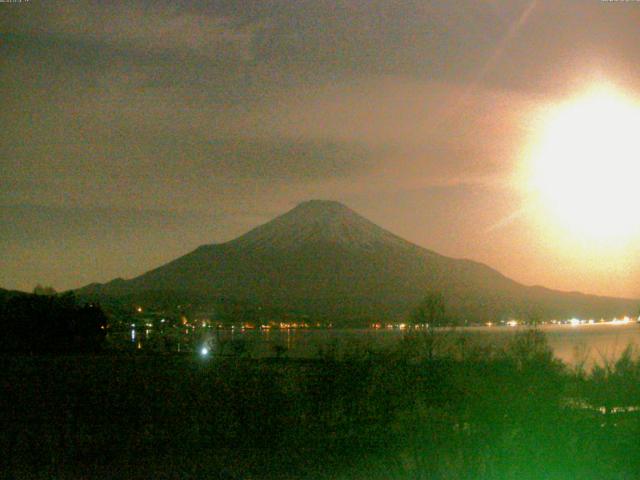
[525,84,640,242]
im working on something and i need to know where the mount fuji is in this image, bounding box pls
[77,200,637,324]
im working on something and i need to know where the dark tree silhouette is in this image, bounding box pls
[0,292,108,353]
[410,291,447,328]
[33,284,57,296]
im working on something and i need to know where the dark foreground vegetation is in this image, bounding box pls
[0,290,107,354]
[1,330,639,480]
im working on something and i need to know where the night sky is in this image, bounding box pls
[2,1,640,297]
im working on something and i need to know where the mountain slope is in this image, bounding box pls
[78,200,638,323]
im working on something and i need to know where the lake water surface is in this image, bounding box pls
[196,322,640,367]
[127,322,640,369]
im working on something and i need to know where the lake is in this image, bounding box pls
[122,321,640,369]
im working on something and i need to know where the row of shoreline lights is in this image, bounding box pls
[505,316,637,327]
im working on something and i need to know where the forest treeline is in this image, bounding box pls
[0,290,107,353]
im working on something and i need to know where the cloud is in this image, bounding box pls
[154,137,378,180]
[5,0,639,92]
[0,39,532,211]
[1,2,259,63]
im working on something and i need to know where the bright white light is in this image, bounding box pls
[611,317,630,325]
[200,346,209,356]
[526,84,640,240]
[609,317,631,325]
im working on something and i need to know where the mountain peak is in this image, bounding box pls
[285,199,357,223]
[229,199,415,251]
[292,199,351,212]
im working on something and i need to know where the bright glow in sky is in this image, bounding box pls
[524,84,640,244]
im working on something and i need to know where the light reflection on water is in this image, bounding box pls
[116,323,640,368]
[539,323,640,367]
